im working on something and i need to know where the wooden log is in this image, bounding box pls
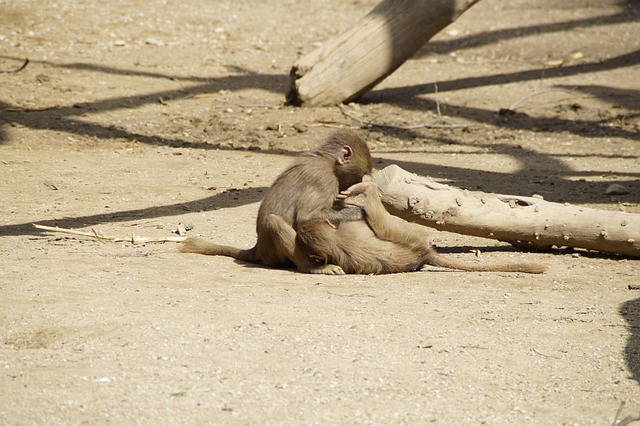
[287,0,481,106]
[372,165,640,257]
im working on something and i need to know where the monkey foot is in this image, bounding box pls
[308,264,346,275]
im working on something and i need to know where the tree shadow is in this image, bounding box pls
[555,84,640,112]
[1,1,639,240]
[620,297,640,383]
[417,6,640,58]
[0,59,289,148]
[356,1,640,143]
[0,187,267,238]
[362,49,640,141]
[376,146,640,205]
[355,48,640,204]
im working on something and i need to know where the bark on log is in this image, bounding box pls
[372,165,640,257]
[287,0,480,106]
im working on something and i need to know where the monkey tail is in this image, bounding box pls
[180,236,258,263]
[425,252,548,274]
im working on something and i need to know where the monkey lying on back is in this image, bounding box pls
[295,182,548,275]
[181,130,372,274]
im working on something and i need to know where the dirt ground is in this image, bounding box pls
[1,0,639,424]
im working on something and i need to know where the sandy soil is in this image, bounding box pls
[1,0,639,424]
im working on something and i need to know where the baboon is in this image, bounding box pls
[181,130,373,274]
[296,182,548,275]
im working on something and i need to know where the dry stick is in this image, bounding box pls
[166,92,274,109]
[372,165,640,258]
[612,400,640,426]
[212,99,274,109]
[338,104,475,130]
[33,224,187,244]
[0,57,29,73]
[308,120,356,129]
[288,0,481,106]
[613,401,626,426]
[509,87,591,111]
[434,82,442,118]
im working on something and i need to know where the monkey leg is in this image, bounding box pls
[260,214,345,275]
[344,183,547,274]
[343,182,432,250]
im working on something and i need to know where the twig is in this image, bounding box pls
[325,291,376,298]
[33,224,187,244]
[612,400,640,426]
[614,401,627,426]
[189,94,273,109]
[212,99,274,109]
[338,104,475,130]
[0,57,29,73]
[308,120,355,129]
[531,348,560,359]
[434,82,442,118]
[509,87,592,111]
[458,345,488,350]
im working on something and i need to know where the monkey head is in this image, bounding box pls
[325,130,373,191]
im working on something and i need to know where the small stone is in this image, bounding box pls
[292,123,307,133]
[605,184,629,195]
[175,223,187,236]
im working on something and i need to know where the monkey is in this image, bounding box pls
[180,129,373,274]
[295,181,548,275]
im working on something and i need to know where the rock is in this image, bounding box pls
[605,184,629,195]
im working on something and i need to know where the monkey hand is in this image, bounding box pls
[335,193,348,200]
[340,181,377,198]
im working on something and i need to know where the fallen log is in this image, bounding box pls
[287,0,481,106]
[372,165,640,257]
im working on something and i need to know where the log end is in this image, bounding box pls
[373,165,410,191]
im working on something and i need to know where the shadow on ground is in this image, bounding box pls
[620,297,640,383]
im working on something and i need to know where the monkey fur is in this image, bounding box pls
[296,182,548,275]
[181,129,372,274]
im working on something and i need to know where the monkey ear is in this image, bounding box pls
[337,146,353,165]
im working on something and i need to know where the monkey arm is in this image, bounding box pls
[341,182,427,245]
[293,192,365,226]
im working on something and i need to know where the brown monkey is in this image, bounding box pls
[296,182,548,274]
[181,130,373,274]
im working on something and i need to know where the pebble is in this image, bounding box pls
[605,184,629,195]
